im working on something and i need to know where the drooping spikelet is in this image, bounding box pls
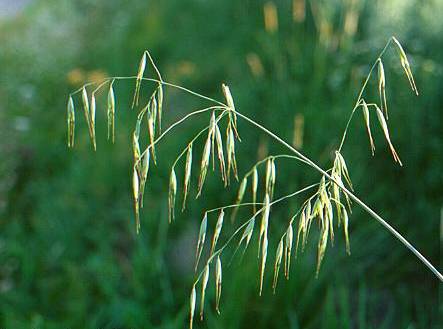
[375,105,402,166]
[197,133,212,197]
[215,256,222,314]
[132,167,140,233]
[226,122,238,183]
[231,177,247,222]
[195,213,207,271]
[67,96,75,148]
[168,167,177,223]
[392,37,418,96]
[200,264,210,320]
[272,238,284,293]
[361,99,375,155]
[377,59,388,118]
[259,235,268,296]
[182,143,193,211]
[284,222,293,278]
[189,284,196,329]
[210,210,224,256]
[107,80,116,143]
[132,52,146,108]
[252,167,258,213]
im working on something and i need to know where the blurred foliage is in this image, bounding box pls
[0,0,442,328]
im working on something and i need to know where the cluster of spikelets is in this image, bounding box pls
[66,37,420,329]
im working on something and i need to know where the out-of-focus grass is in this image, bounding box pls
[0,0,442,328]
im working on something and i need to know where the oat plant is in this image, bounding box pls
[66,37,442,328]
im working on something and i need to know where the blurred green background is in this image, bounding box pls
[0,0,442,328]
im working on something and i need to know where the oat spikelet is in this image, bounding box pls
[90,93,96,149]
[316,217,329,276]
[342,205,351,255]
[377,59,388,118]
[214,123,227,184]
[182,143,193,211]
[157,84,163,133]
[189,285,196,329]
[210,210,224,256]
[147,110,157,165]
[168,168,177,223]
[107,80,116,143]
[139,151,150,207]
[226,123,238,183]
[197,135,212,198]
[361,99,375,155]
[132,167,140,234]
[238,218,255,253]
[392,37,418,96]
[259,235,268,296]
[252,167,258,213]
[200,264,210,320]
[231,177,247,222]
[284,222,293,279]
[272,238,284,293]
[81,87,95,150]
[258,194,270,257]
[67,96,75,148]
[375,105,402,166]
[222,84,238,137]
[215,256,222,314]
[195,213,207,271]
[296,209,307,254]
[132,52,146,108]
[132,131,141,173]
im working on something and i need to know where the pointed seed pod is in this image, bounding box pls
[132,52,146,108]
[239,218,255,252]
[107,80,116,143]
[189,285,196,329]
[252,167,258,213]
[210,210,224,256]
[231,177,247,222]
[139,151,150,207]
[316,222,329,277]
[90,93,97,150]
[377,60,388,118]
[168,168,177,223]
[182,143,193,211]
[342,206,351,255]
[284,223,293,278]
[147,112,157,164]
[222,83,238,136]
[132,132,141,172]
[197,136,211,197]
[392,37,418,95]
[258,194,270,256]
[67,96,75,148]
[81,87,94,149]
[195,213,207,271]
[259,235,268,296]
[361,100,375,155]
[272,238,284,293]
[375,106,402,165]
[214,123,226,184]
[132,167,140,233]
[200,264,210,320]
[215,256,222,314]
[226,123,238,183]
[157,84,163,133]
